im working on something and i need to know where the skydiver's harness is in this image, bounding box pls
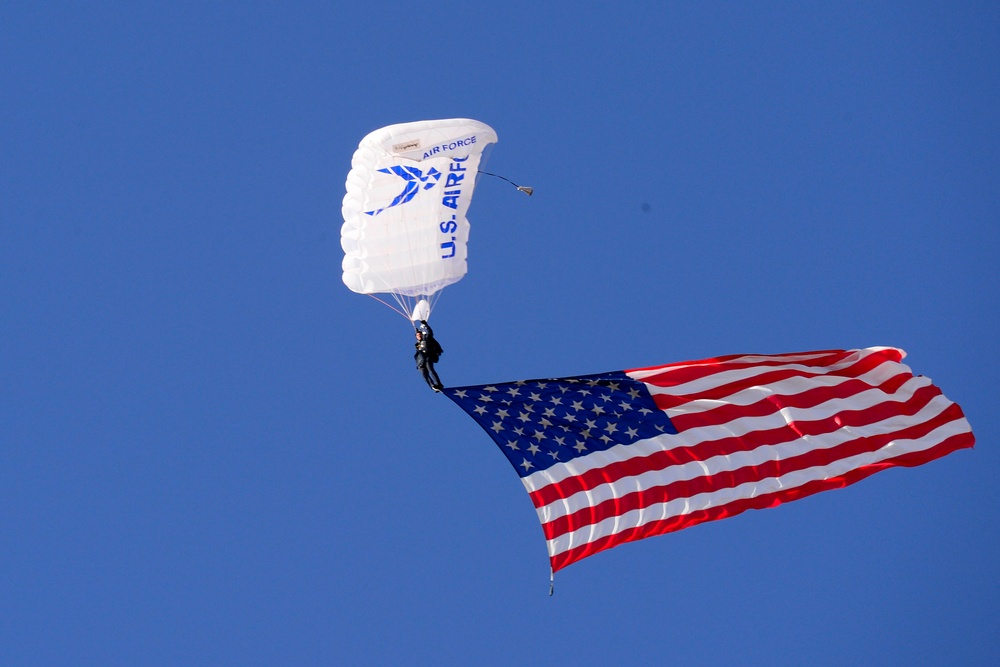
[414,323,442,366]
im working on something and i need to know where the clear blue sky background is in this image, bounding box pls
[2,2,997,665]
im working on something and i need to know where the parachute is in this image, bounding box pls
[341,119,498,323]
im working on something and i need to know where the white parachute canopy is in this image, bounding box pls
[341,118,498,322]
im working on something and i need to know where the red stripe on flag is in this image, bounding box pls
[627,349,866,380]
[667,373,917,432]
[540,402,967,541]
[529,382,946,509]
[647,351,904,411]
[549,431,973,572]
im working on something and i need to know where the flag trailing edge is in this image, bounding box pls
[443,347,974,573]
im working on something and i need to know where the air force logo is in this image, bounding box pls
[364,166,442,216]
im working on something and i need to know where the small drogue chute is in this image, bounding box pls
[341,119,498,323]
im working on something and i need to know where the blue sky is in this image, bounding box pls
[2,2,997,664]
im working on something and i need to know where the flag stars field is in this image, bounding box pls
[445,372,679,479]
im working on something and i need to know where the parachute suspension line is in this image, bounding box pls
[428,289,444,319]
[354,213,420,324]
[477,170,534,196]
[384,289,411,321]
[364,294,412,322]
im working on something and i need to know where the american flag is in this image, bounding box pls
[443,347,974,573]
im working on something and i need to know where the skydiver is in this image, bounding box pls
[414,320,444,392]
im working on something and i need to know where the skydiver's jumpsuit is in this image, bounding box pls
[414,323,443,391]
